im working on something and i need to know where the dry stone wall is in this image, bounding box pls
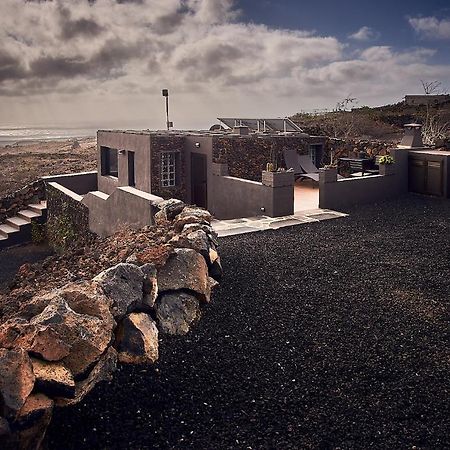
[0,199,222,449]
[0,180,45,223]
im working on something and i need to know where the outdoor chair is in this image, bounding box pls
[283,149,319,182]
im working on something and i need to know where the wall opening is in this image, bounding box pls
[100,146,118,178]
[128,151,136,187]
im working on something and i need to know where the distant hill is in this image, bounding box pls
[291,99,450,143]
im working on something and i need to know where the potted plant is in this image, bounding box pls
[378,155,395,176]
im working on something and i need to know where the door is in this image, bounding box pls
[409,157,443,196]
[128,151,135,187]
[191,153,207,208]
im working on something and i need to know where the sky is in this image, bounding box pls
[0,0,449,130]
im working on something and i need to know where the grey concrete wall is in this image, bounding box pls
[42,171,98,195]
[319,149,409,211]
[210,174,294,219]
[97,131,151,195]
[82,186,163,237]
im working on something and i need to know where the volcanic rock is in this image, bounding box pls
[157,248,211,302]
[115,313,159,364]
[0,348,35,420]
[155,292,201,335]
[155,199,185,224]
[173,207,212,232]
[31,358,75,399]
[93,263,144,319]
[141,264,158,309]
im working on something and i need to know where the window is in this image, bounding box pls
[101,146,118,177]
[128,151,135,187]
[161,152,176,187]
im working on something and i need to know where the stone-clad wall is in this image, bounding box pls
[45,182,94,250]
[0,180,45,223]
[212,135,323,181]
[150,136,187,201]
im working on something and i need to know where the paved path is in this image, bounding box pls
[48,196,450,449]
[212,208,348,237]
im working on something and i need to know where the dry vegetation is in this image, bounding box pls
[0,138,97,197]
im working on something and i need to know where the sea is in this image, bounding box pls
[0,126,97,147]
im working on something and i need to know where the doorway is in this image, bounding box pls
[128,151,135,187]
[191,153,207,208]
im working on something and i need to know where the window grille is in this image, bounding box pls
[161,152,176,187]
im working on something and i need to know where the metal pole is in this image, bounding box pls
[166,96,169,131]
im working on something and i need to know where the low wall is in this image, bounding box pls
[46,182,94,250]
[42,171,98,196]
[83,187,163,237]
[0,180,45,223]
[210,171,294,219]
[319,149,409,211]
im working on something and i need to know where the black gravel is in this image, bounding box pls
[47,195,450,449]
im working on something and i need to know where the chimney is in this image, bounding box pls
[398,123,424,149]
[233,126,249,136]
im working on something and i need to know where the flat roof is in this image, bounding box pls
[97,129,318,138]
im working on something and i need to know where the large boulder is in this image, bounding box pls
[173,207,212,233]
[0,348,35,420]
[93,263,144,319]
[155,199,185,225]
[115,313,159,364]
[155,292,201,335]
[31,358,75,399]
[157,248,212,302]
[30,294,114,380]
[169,229,210,260]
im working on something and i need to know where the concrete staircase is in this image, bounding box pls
[0,201,47,249]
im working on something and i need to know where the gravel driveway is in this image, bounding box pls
[47,195,450,449]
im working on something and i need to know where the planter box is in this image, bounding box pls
[262,171,294,188]
[379,164,395,176]
[319,168,338,183]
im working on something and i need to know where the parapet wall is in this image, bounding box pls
[319,149,409,211]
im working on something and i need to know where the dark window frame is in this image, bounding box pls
[100,146,119,178]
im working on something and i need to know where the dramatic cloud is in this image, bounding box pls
[0,0,449,128]
[348,26,379,41]
[409,16,450,40]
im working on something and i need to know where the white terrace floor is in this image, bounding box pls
[212,180,348,237]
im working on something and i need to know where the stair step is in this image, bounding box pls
[6,216,30,229]
[0,224,19,235]
[28,203,47,214]
[17,209,41,221]
[0,234,7,240]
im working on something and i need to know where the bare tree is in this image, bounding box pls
[420,80,450,146]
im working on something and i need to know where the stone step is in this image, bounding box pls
[0,223,19,235]
[28,202,47,214]
[17,209,41,221]
[6,216,30,230]
[0,233,7,241]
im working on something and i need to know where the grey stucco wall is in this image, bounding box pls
[42,172,98,195]
[82,187,163,237]
[97,131,151,195]
[319,149,409,211]
[210,174,294,219]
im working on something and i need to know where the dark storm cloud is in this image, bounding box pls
[29,39,147,80]
[0,50,27,82]
[58,7,104,40]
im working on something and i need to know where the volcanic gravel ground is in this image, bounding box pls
[47,196,450,449]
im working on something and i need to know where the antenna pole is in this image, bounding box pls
[162,89,170,131]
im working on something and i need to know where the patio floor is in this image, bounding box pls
[294,178,319,212]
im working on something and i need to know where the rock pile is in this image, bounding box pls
[0,200,222,449]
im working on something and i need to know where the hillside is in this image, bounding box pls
[291,100,450,144]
